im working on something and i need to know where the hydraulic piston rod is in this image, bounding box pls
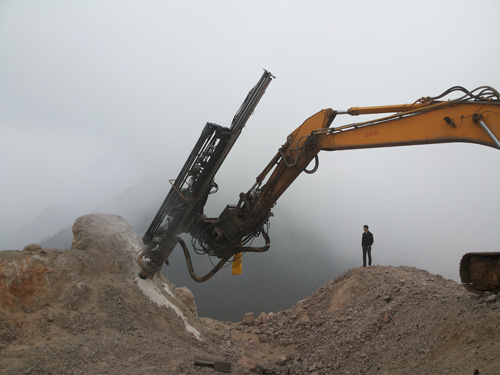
[473,113,500,149]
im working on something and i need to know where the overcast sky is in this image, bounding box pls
[1,0,499,281]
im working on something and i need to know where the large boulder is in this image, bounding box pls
[71,214,142,276]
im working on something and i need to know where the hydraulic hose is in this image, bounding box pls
[178,237,234,282]
[178,227,271,282]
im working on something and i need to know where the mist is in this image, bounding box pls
[1,0,500,288]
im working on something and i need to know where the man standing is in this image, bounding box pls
[362,225,374,267]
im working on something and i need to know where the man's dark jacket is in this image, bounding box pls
[362,231,374,247]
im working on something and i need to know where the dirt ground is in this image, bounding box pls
[1,214,499,375]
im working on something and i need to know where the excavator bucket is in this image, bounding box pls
[460,252,500,293]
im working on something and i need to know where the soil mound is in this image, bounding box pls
[0,214,222,374]
[243,266,500,374]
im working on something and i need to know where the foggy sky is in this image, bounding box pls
[1,0,499,282]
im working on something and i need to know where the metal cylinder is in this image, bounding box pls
[473,113,500,148]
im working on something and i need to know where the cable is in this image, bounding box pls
[428,85,500,102]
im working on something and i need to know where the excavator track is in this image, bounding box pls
[460,252,500,294]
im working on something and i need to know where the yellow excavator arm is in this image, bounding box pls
[329,102,498,150]
[248,87,500,229]
[138,82,500,288]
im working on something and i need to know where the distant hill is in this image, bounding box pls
[39,225,73,249]
[11,205,81,249]
[7,178,166,250]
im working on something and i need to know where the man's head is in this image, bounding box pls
[363,225,369,232]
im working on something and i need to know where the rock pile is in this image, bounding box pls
[232,267,500,374]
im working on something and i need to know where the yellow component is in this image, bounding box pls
[346,101,431,115]
[232,252,243,275]
[321,102,500,150]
